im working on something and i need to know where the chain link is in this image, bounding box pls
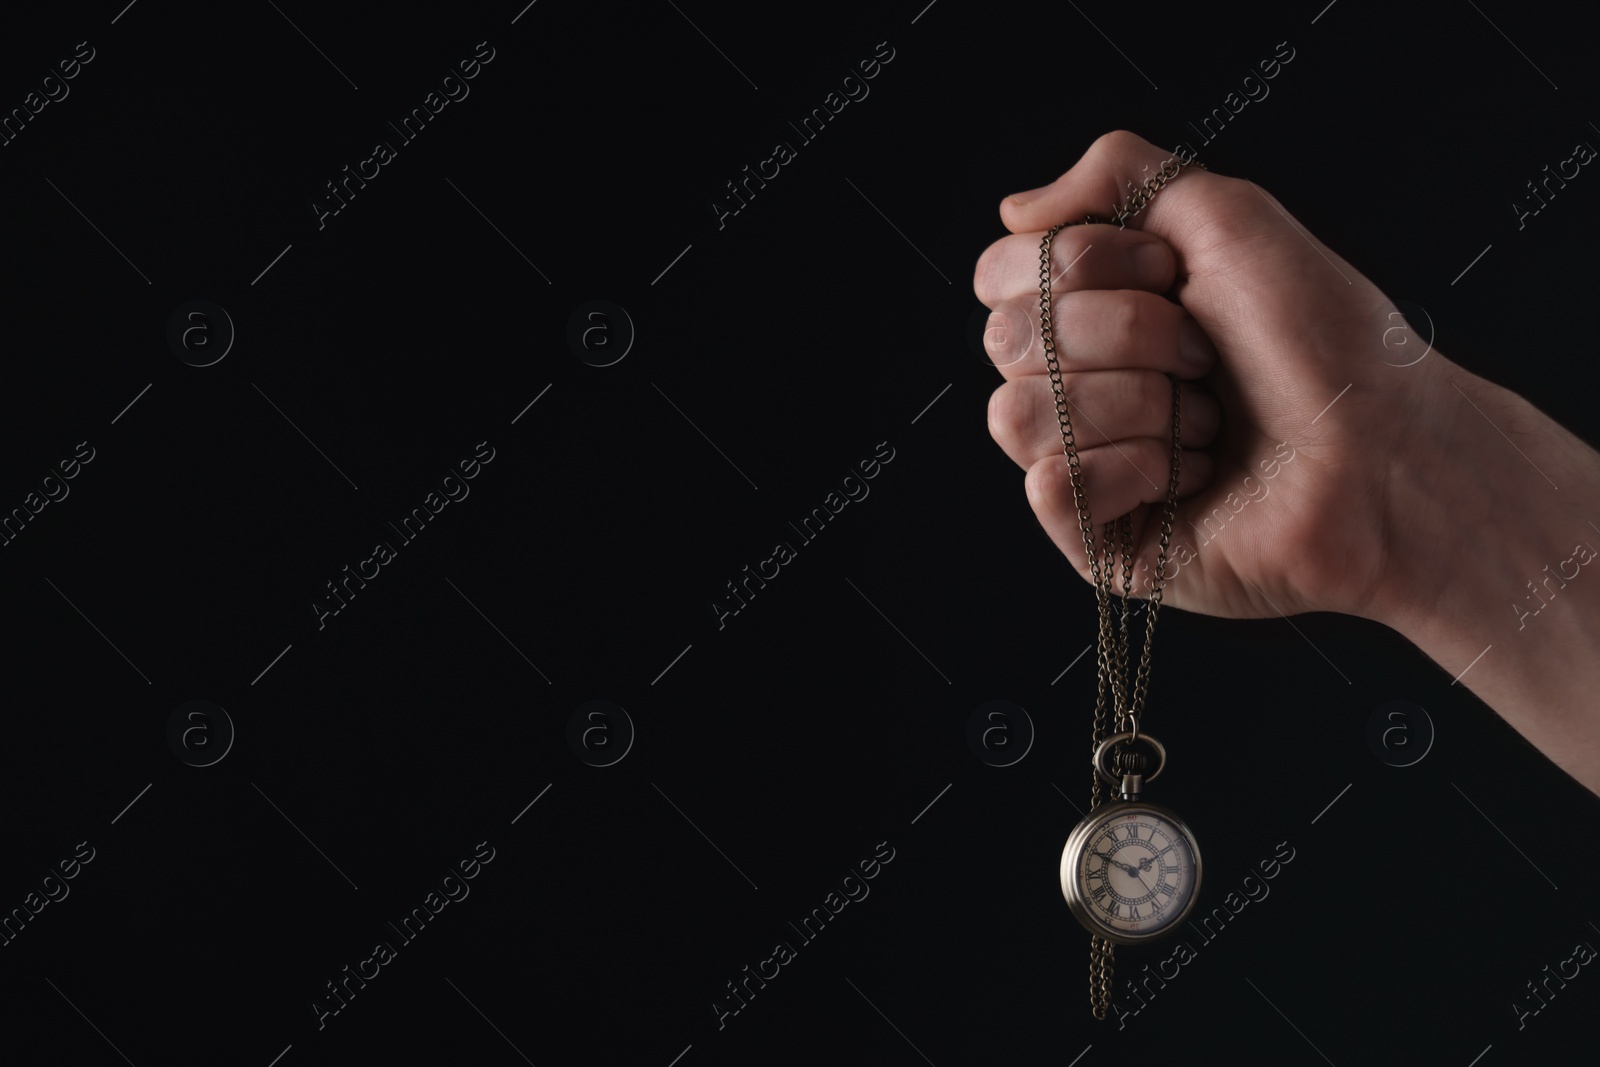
[1090,934,1116,1021]
[1036,149,1203,1021]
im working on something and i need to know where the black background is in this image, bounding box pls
[2,0,1598,1064]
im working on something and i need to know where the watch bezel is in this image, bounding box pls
[1060,798,1203,946]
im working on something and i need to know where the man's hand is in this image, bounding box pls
[975,130,1600,798]
[976,130,1470,624]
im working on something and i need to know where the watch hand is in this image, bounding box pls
[1093,850,1130,874]
[1094,850,1145,879]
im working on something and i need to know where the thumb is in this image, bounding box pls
[998,130,1231,252]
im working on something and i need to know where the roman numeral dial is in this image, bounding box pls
[1062,804,1201,943]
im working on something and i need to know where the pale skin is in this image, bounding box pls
[975,130,1600,797]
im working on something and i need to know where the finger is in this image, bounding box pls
[1025,442,1214,580]
[990,373,1220,468]
[999,130,1231,247]
[982,288,1219,380]
[973,223,1174,311]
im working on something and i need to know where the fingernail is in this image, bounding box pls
[1007,186,1047,207]
[1178,317,1214,370]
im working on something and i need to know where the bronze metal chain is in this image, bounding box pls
[1034,150,1203,1021]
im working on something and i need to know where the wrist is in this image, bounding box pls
[1363,356,1600,793]
[1361,358,1554,639]
[1364,354,1600,677]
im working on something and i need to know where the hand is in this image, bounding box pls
[977,130,1600,799]
[1094,850,1141,878]
[974,130,1483,625]
[1119,859,1156,900]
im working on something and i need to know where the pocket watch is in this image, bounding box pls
[1060,731,1202,944]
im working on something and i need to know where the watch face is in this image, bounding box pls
[1061,803,1200,944]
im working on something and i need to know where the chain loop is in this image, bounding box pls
[1038,148,1204,1021]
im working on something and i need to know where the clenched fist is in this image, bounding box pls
[978,130,1465,623]
[974,129,1600,797]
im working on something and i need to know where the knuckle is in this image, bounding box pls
[1050,227,1090,281]
[1026,454,1073,520]
[986,383,1008,440]
[986,383,1012,441]
[972,245,996,305]
[1217,172,1252,195]
[986,380,1028,444]
[1089,129,1143,164]
[973,235,1011,306]
[1024,455,1048,510]
[1107,294,1141,352]
[1199,176,1265,243]
[1026,451,1057,495]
